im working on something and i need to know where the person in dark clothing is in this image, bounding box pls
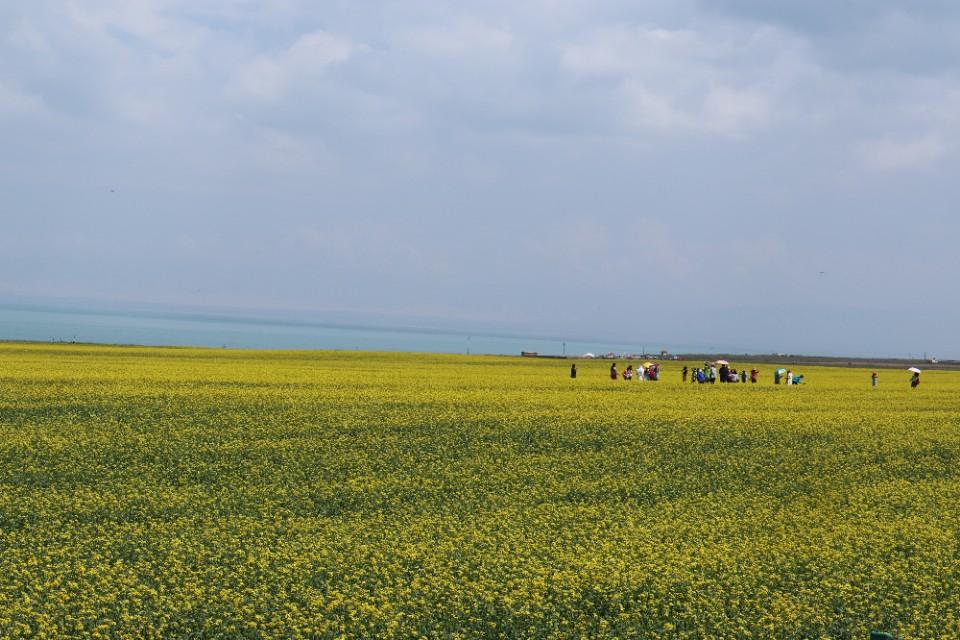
[718,364,729,383]
[911,371,920,388]
[610,363,618,380]
[740,369,747,383]
[682,366,688,382]
[571,363,577,379]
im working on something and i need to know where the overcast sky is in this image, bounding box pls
[2,1,959,357]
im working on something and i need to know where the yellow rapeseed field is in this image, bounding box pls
[1,343,959,639]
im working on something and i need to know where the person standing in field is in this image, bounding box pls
[911,371,920,388]
[750,368,758,383]
[709,365,717,384]
[637,363,646,381]
[624,365,633,381]
[682,366,688,382]
[740,369,747,383]
[718,363,729,383]
[610,363,618,380]
[786,370,793,386]
[571,363,577,379]
[871,371,878,388]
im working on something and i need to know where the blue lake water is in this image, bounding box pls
[0,305,682,357]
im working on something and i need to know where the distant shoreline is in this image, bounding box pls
[2,339,956,371]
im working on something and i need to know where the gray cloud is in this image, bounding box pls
[1,0,959,356]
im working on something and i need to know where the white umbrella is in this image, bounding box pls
[908,367,922,374]
[715,359,729,365]
[582,353,596,359]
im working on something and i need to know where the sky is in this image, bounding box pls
[1,1,959,358]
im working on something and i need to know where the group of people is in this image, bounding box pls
[682,363,760,384]
[571,362,924,389]
[587,362,661,381]
[773,369,803,385]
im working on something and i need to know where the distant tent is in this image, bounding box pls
[582,353,596,359]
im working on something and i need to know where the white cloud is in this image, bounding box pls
[250,128,327,173]
[860,134,946,170]
[64,0,208,54]
[702,85,770,134]
[560,26,702,77]
[620,82,695,132]
[232,30,365,99]
[399,19,514,57]
[619,82,770,136]
[561,24,779,137]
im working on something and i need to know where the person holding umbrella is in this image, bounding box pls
[717,360,730,383]
[649,363,660,381]
[909,367,921,388]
